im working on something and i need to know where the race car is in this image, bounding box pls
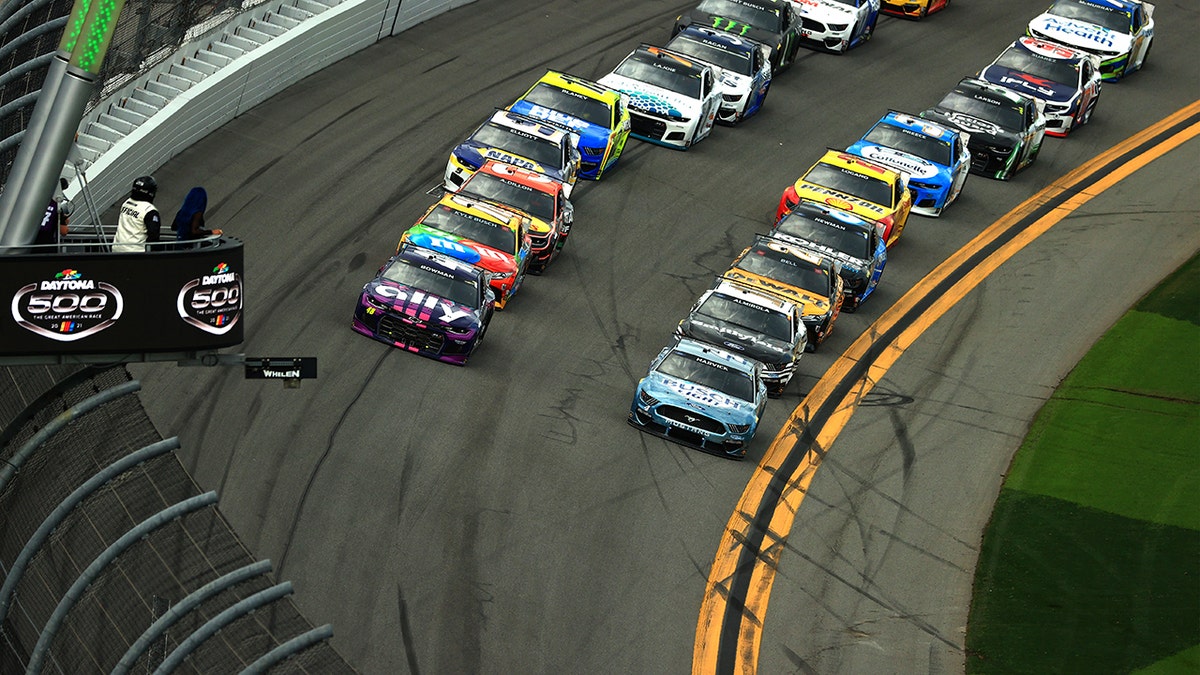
[598,45,721,150]
[444,109,581,197]
[881,0,950,19]
[777,150,913,247]
[772,199,886,312]
[675,279,807,397]
[789,0,880,54]
[921,77,1047,181]
[980,36,1103,137]
[507,70,632,181]
[1028,0,1154,82]
[845,110,971,216]
[397,193,531,310]
[458,160,573,274]
[719,234,844,351]
[673,0,803,73]
[665,25,773,125]
[628,336,767,459]
[352,243,496,366]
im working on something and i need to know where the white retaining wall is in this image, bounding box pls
[72,0,475,213]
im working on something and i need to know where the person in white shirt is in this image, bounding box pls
[113,175,161,252]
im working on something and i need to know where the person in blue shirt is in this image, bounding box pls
[172,186,221,244]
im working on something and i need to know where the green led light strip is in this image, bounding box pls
[58,0,94,53]
[69,0,128,75]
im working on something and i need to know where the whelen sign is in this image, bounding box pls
[0,240,244,356]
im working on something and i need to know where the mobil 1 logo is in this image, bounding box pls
[10,268,124,341]
[177,261,242,334]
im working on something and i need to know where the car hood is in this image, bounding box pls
[1029,14,1133,54]
[721,269,834,317]
[678,11,781,51]
[453,141,564,181]
[679,317,793,364]
[776,237,871,276]
[794,180,893,222]
[642,371,758,420]
[403,226,517,275]
[597,73,700,117]
[921,108,1017,146]
[846,142,944,181]
[980,66,1078,103]
[508,101,611,148]
[363,279,481,330]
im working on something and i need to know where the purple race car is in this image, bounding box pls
[352,244,496,366]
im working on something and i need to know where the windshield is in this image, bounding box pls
[804,163,894,206]
[1048,0,1132,32]
[420,204,516,253]
[460,173,556,222]
[696,0,782,31]
[521,83,613,127]
[696,293,792,341]
[471,122,562,167]
[775,213,871,259]
[657,349,755,401]
[382,260,479,307]
[733,243,831,295]
[667,34,754,75]
[994,47,1080,85]
[935,90,1026,131]
[863,122,953,165]
[614,52,702,98]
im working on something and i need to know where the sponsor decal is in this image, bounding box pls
[944,112,1002,136]
[177,262,243,335]
[481,149,540,172]
[710,17,753,36]
[372,284,475,323]
[11,268,124,341]
[525,104,590,131]
[1038,16,1117,48]
[857,145,937,178]
[824,196,856,212]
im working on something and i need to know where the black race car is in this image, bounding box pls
[674,0,802,73]
[920,77,1047,181]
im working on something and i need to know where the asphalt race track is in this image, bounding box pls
[128,0,1200,672]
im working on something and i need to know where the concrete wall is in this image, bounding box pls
[71,0,475,213]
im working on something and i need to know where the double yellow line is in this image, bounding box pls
[693,100,1200,674]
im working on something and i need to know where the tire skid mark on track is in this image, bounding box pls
[695,100,1200,674]
[276,347,392,578]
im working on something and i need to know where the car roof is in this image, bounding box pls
[747,233,836,271]
[432,193,524,229]
[814,149,904,184]
[673,25,761,53]
[627,44,711,76]
[781,199,878,233]
[483,110,572,145]
[1010,35,1093,63]
[395,242,487,281]
[955,76,1038,107]
[710,279,798,314]
[473,160,562,195]
[878,110,962,143]
[537,70,623,104]
[670,336,759,375]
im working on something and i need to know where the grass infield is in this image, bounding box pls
[966,253,1200,674]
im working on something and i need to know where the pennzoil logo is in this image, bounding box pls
[11,268,124,341]
[177,262,242,335]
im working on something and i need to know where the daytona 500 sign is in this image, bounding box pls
[1,239,244,356]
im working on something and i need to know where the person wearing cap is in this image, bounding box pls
[113,175,162,253]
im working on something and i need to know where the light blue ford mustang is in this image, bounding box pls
[628,337,766,459]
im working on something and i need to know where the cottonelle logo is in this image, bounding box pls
[177,262,242,335]
[11,268,124,341]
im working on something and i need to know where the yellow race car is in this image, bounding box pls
[508,70,632,180]
[719,234,845,352]
[881,0,951,20]
[777,150,913,248]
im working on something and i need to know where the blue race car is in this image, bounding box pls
[979,36,1102,138]
[507,70,632,181]
[665,25,772,125]
[845,110,971,217]
[629,337,767,459]
[772,199,886,312]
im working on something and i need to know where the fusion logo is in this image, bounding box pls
[11,268,124,341]
[177,262,242,335]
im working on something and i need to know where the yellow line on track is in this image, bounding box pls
[693,100,1200,675]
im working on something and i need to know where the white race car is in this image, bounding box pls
[789,0,881,54]
[598,44,721,150]
[1027,0,1154,82]
[665,26,773,125]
